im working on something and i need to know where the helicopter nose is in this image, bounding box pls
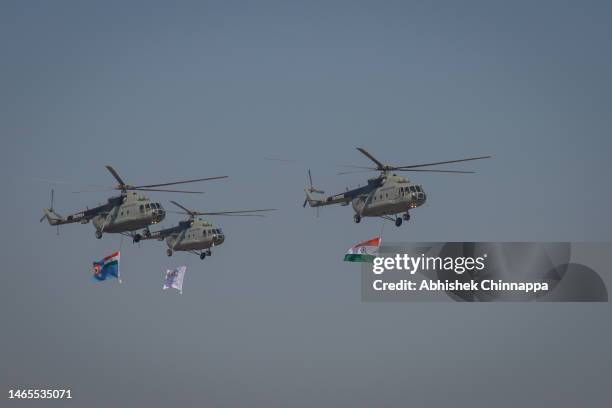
[214,234,225,245]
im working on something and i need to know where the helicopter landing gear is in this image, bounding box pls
[200,252,206,260]
[354,214,361,224]
[395,217,403,227]
[402,212,411,221]
[95,230,103,239]
[166,248,173,257]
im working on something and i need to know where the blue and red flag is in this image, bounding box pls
[92,251,121,282]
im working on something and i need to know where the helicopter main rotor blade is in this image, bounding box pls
[191,209,277,216]
[308,169,313,188]
[105,165,126,186]
[169,200,194,215]
[356,148,384,169]
[395,169,476,174]
[134,176,228,189]
[72,188,116,193]
[395,155,491,169]
[166,211,268,217]
[202,213,269,217]
[337,169,378,175]
[337,164,377,170]
[132,188,204,194]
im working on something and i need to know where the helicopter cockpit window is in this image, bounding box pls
[415,186,422,192]
[409,186,416,192]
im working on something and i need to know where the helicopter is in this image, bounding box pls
[40,166,227,239]
[137,201,277,259]
[303,148,490,226]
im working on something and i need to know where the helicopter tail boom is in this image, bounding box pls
[41,208,66,225]
[303,189,350,208]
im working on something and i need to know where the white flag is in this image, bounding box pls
[163,266,187,294]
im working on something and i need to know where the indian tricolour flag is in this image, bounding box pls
[344,237,381,263]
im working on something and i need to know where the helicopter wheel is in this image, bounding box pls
[166,249,173,257]
[402,212,411,221]
[133,234,141,243]
[95,230,102,239]
[200,252,206,260]
[395,217,403,227]
[353,214,361,224]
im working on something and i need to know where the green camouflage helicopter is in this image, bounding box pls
[41,166,227,240]
[304,148,491,226]
[137,201,276,259]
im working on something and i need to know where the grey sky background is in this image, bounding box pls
[1,0,611,406]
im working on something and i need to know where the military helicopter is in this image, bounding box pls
[303,148,490,226]
[40,166,227,239]
[137,201,276,259]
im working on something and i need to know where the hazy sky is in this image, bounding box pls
[1,1,611,406]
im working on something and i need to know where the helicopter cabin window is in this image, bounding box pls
[410,186,416,192]
[140,205,144,213]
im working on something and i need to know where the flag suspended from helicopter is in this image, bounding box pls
[163,266,187,294]
[92,251,121,283]
[344,237,381,263]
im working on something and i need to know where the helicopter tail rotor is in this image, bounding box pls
[306,169,325,195]
[40,189,55,223]
[303,170,324,217]
[40,189,63,235]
